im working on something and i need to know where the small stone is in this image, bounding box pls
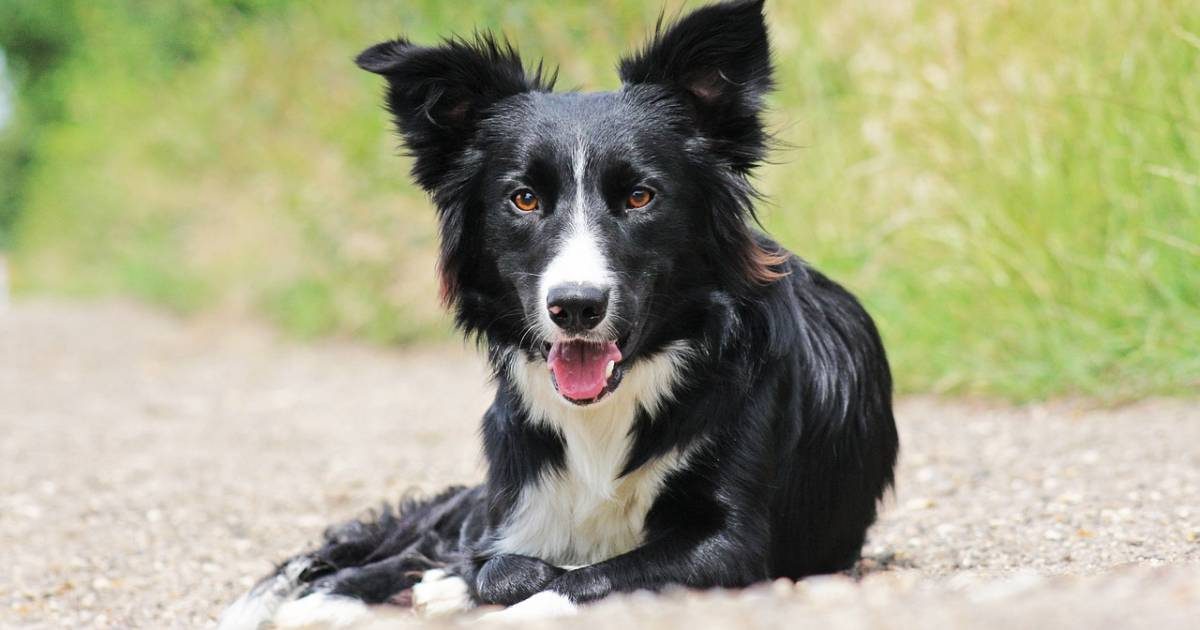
[770,578,793,596]
[903,497,935,511]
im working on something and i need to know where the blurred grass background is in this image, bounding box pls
[0,0,1196,400]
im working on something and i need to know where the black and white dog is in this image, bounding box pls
[221,0,897,626]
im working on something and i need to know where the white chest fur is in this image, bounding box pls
[494,343,695,566]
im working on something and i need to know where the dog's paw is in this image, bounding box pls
[273,592,370,629]
[477,591,577,623]
[412,569,474,618]
[218,557,316,630]
[217,590,276,630]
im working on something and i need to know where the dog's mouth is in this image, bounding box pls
[543,339,625,406]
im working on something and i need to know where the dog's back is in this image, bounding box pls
[763,252,898,576]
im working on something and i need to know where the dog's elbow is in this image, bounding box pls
[685,533,771,588]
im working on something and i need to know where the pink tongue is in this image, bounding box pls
[547,340,622,401]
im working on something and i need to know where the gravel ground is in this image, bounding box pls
[2,300,1198,629]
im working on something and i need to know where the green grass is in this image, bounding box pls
[5,0,1199,399]
[763,1,1200,398]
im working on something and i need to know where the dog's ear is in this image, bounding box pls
[619,0,773,172]
[357,35,552,191]
[622,1,786,289]
[357,35,552,306]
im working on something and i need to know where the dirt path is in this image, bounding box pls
[2,300,1198,628]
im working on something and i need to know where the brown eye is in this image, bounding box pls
[626,187,654,209]
[511,189,540,212]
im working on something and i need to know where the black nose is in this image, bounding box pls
[547,284,610,332]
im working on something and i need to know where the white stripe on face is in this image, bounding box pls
[537,144,612,336]
[540,211,610,290]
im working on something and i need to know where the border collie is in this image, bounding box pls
[220,0,897,626]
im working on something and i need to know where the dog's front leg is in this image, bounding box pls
[555,528,769,601]
[468,553,566,606]
[482,520,770,621]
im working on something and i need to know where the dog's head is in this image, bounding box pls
[359,0,785,406]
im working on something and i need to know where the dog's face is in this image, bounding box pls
[471,90,701,404]
[359,0,782,405]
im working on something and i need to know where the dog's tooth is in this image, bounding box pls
[605,360,615,379]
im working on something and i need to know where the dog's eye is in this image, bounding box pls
[626,188,654,210]
[511,189,540,212]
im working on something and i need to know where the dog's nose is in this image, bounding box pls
[547,284,609,333]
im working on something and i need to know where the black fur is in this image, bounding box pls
[229,0,898,617]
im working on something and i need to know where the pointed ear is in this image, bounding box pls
[619,0,773,172]
[357,35,553,191]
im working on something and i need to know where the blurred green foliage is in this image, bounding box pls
[0,1,77,248]
[1,0,1197,399]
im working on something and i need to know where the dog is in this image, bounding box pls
[219,0,898,626]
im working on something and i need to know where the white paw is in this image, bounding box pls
[217,591,276,630]
[273,593,370,629]
[218,558,314,630]
[412,569,474,618]
[478,591,578,624]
